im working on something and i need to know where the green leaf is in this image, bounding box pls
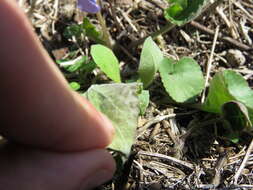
[63,24,83,39]
[164,0,210,26]
[166,0,188,18]
[138,37,163,88]
[169,0,188,8]
[69,82,81,91]
[84,83,140,157]
[91,45,121,83]
[159,57,204,103]
[138,90,150,115]
[81,60,96,73]
[221,101,252,142]
[202,70,253,114]
[67,56,88,72]
[82,18,104,44]
[57,56,88,73]
[222,101,252,132]
[167,4,184,17]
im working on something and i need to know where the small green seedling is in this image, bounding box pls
[164,0,211,26]
[63,18,105,45]
[138,37,253,142]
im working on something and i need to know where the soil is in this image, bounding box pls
[18,0,253,189]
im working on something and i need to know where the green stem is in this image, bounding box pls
[96,12,113,49]
[129,22,175,48]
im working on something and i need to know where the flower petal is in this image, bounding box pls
[77,0,100,13]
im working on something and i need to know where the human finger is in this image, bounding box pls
[0,0,114,151]
[0,144,115,190]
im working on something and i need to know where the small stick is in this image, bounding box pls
[234,139,253,184]
[109,0,122,32]
[201,26,219,103]
[198,184,253,190]
[96,12,113,48]
[149,123,161,139]
[137,114,176,138]
[139,151,194,170]
[129,22,175,48]
[190,21,253,51]
[211,152,228,188]
[52,0,59,34]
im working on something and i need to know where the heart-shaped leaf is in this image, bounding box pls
[91,45,121,83]
[202,70,253,114]
[159,57,204,103]
[138,37,163,88]
[84,83,140,157]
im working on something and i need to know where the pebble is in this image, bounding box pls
[226,49,246,67]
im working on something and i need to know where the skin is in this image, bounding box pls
[0,0,116,189]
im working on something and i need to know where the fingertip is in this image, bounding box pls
[73,93,115,147]
[0,146,116,190]
[78,149,116,190]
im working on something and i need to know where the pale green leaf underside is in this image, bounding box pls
[91,45,121,83]
[159,57,204,103]
[138,37,163,88]
[84,83,140,156]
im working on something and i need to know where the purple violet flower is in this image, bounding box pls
[77,0,100,13]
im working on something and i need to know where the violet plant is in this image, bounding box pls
[76,0,112,48]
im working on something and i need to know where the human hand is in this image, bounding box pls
[0,1,115,189]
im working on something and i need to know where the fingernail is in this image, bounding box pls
[100,114,115,136]
[76,94,115,136]
[79,170,112,190]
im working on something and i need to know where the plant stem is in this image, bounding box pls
[129,22,175,48]
[96,12,113,49]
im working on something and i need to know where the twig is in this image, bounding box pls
[232,1,253,21]
[198,184,253,190]
[190,21,253,51]
[234,139,253,184]
[129,22,175,48]
[216,6,238,39]
[121,10,138,33]
[52,0,59,34]
[201,26,219,103]
[138,151,194,170]
[211,151,228,188]
[109,0,122,32]
[115,44,138,63]
[137,114,176,138]
[96,12,113,48]
[96,0,113,48]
